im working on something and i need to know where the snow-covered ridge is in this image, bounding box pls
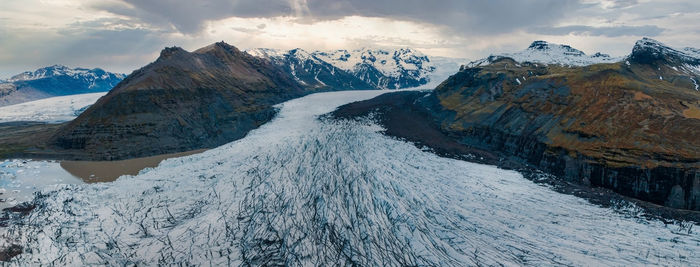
[246,47,464,89]
[312,48,434,80]
[6,65,125,83]
[468,40,622,67]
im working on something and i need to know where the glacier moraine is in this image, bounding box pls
[0,90,698,266]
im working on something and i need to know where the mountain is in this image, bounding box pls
[248,47,465,89]
[333,38,700,211]
[467,40,621,67]
[628,38,700,91]
[0,65,125,107]
[46,42,380,160]
[245,48,375,90]
[312,48,437,89]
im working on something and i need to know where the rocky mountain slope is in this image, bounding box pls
[334,38,700,211]
[47,42,379,160]
[249,47,464,89]
[0,65,124,107]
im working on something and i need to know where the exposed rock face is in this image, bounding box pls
[50,42,330,160]
[0,65,124,107]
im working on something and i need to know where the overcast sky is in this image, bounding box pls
[1,0,699,77]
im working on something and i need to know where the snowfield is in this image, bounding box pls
[0,90,698,265]
[0,92,106,123]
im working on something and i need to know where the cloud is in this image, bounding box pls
[1,0,700,78]
[96,0,292,34]
[531,24,664,37]
[96,0,581,35]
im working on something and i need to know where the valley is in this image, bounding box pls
[0,37,698,265]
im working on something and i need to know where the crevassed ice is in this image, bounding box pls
[0,90,698,266]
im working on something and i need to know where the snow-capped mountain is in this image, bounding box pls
[248,47,465,89]
[246,48,375,90]
[0,65,124,107]
[313,48,436,89]
[468,40,621,67]
[625,38,700,91]
[629,38,700,74]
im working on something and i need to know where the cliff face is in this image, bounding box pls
[50,42,316,160]
[425,56,699,210]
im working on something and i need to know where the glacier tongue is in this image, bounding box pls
[1,90,699,266]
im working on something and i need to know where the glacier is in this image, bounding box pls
[0,90,698,266]
[0,92,106,123]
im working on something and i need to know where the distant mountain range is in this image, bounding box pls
[0,65,125,107]
[247,47,465,89]
[467,40,620,67]
[333,37,700,211]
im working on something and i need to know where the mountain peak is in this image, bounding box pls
[527,40,552,50]
[629,37,700,66]
[159,46,187,58]
[468,40,618,67]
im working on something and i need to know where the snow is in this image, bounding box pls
[312,48,435,82]
[515,78,522,85]
[692,78,699,91]
[0,89,698,265]
[468,41,621,67]
[0,160,82,209]
[7,65,125,83]
[245,48,286,59]
[246,47,464,89]
[0,92,106,123]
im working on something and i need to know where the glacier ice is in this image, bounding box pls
[0,92,106,123]
[0,90,698,266]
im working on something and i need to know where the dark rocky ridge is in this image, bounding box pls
[47,42,369,160]
[333,41,700,211]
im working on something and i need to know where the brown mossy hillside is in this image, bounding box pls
[435,58,700,169]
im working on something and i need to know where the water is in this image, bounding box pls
[0,90,698,266]
[0,159,83,209]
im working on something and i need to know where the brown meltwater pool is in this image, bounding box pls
[60,149,207,183]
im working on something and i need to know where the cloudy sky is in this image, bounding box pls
[1,0,698,77]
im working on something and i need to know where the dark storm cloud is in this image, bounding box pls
[95,0,292,33]
[97,0,581,35]
[531,24,664,37]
